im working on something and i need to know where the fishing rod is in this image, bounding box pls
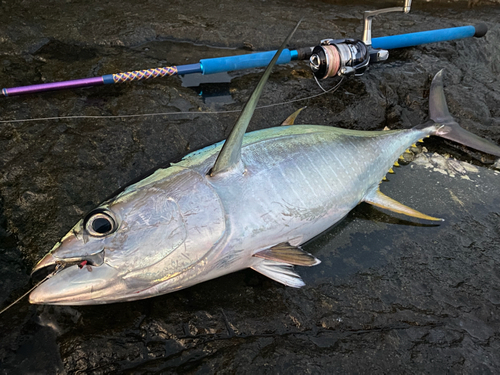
[1,0,488,97]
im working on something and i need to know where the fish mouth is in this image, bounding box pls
[29,249,111,304]
[31,253,58,282]
[31,249,106,277]
[29,261,120,305]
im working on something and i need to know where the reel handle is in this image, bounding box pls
[362,0,412,46]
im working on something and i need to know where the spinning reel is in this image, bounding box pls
[309,0,412,79]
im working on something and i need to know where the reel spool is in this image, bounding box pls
[309,39,370,79]
[309,0,412,80]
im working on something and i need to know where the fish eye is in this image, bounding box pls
[84,210,117,237]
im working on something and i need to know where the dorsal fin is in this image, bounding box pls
[210,20,302,176]
[281,107,306,126]
[364,187,443,222]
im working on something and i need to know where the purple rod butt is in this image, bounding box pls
[3,77,105,96]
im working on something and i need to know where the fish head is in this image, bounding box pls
[30,167,227,305]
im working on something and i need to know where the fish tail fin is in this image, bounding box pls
[417,70,500,157]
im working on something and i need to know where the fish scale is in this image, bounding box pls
[207,126,431,251]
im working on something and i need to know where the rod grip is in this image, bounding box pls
[200,49,292,75]
[371,25,485,50]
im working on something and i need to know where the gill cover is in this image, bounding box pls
[108,168,226,286]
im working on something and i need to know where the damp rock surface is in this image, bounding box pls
[1,1,500,374]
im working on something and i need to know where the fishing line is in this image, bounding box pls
[0,79,344,124]
[0,78,344,310]
[0,278,47,315]
[0,72,344,310]
[0,266,62,316]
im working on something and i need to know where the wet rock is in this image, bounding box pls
[1,1,500,374]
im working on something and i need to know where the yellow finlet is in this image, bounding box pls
[364,188,443,222]
[388,168,394,174]
[417,139,424,143]
[281,107,306,126]
[382,176,388,181]
[393,161,400,167]
[411,143,417,148]
[399,155,405,161]
[404,149,412,154]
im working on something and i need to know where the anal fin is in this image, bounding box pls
[364,188,443,222]
[253,242,320,266]
[251,260,305,288]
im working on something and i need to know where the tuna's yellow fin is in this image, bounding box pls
[364,188,443,222]
[253,242,320,266]
[281,107,306,126]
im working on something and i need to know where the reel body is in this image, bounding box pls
[309,39,371,79]
[309,0,411,79]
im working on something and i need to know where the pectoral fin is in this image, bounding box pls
[253,242,320,266]
[281,107,306,126]
[251,260,305,288]
[364,188,443,222]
